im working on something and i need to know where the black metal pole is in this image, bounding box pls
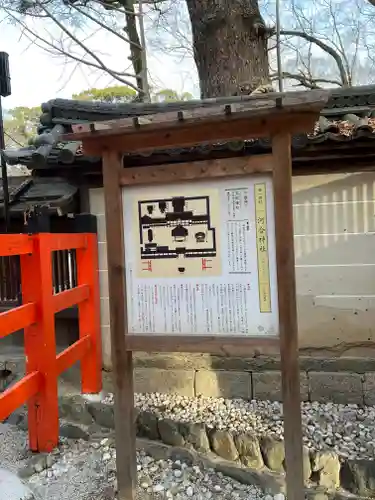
[0,96,10,232]
[0,52,11,234]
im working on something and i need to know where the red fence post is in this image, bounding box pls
[20,234,59,452]
[76,233,102,394]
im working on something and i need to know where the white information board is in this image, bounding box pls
[122,175,279,336]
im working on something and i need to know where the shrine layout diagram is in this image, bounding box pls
[123,176,279,335]
[136,194,222,278]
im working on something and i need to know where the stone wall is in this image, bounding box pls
[3,349,375,405]
[131,353,375,405]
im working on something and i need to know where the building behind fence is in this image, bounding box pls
[0,250,78,307]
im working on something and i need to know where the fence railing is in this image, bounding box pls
[0,250,79,307]
[0,233,102,452]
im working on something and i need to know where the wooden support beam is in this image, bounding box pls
[52,284,89,313]
[0,234,33,256]
[0,371,43,422]
[77,113,317,156]
[68,89,328,141]
[0,303,36,339]
[272,133,304,500]
[102,149,136,500]
[44,233,87,252]
[120,155,274,186]
[126,335,279,355]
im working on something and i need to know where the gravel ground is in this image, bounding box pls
[3,391,375,499]
[116,393,375,460]
[0,422,272,500]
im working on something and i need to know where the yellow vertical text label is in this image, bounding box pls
[254,183,271,313]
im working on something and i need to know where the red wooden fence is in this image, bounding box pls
[0,233,102,452]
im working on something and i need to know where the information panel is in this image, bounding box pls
[122,175,279,336]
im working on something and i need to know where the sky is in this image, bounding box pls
[2,0,371,111]
[0,10,199,110]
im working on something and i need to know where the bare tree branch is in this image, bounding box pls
[33,0,140,81]
[270,71,342,89]
[2,7,142,91]
[280,29,349,86]
[70,2,143,49]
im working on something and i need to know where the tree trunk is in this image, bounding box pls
[122,0,145,100]
[185,0,270,98]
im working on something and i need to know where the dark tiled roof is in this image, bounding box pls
[310,115,375,142]
[0,176,78,216]
[4,85,375,170]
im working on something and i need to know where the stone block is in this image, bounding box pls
[309,372,363,404]
[209,429,238,461]
[59,395,93,426]
[363,373,375,405]
[234,433,264,469]
[5,408,25,427]
[303,447,312,483]
[137,411,160,441]
[260,437,285,473]
[340,459,375,496]
[195,370,251,399]
[311,451,340,490]
[59,423,89,441]
[179,422,210,453]
[134,368,195,396]
[252,371,309,401]
[158,419,184,447]
[87,402,114,428]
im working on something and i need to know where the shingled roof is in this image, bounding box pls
[4,85,375,173]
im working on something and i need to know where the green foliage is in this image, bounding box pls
[152,89,194,102]
[4,106,41,148]
[73,85,194,104]
[72,85,137,103]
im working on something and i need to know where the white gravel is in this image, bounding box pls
[117,393,375,460]
[3,392,375,499]
[0,422,271,500]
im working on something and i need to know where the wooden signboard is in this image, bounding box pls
[67,90,329,500]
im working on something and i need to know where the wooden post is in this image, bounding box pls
[272,133,304,500]
[102,150,137,500]
[21,234,59,452]
[76,233,102,394]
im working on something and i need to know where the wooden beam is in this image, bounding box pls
[102,149,136,500]
[52,284,89,313]
[0,234,33,257]
[126,335,279,355]
[0,303,36,339]
[44,233,88,252]
[0,371,43,422]
[67,89,328,141]
[79,113,318,156]
[120,155,274,186]
[272,133,304,500]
